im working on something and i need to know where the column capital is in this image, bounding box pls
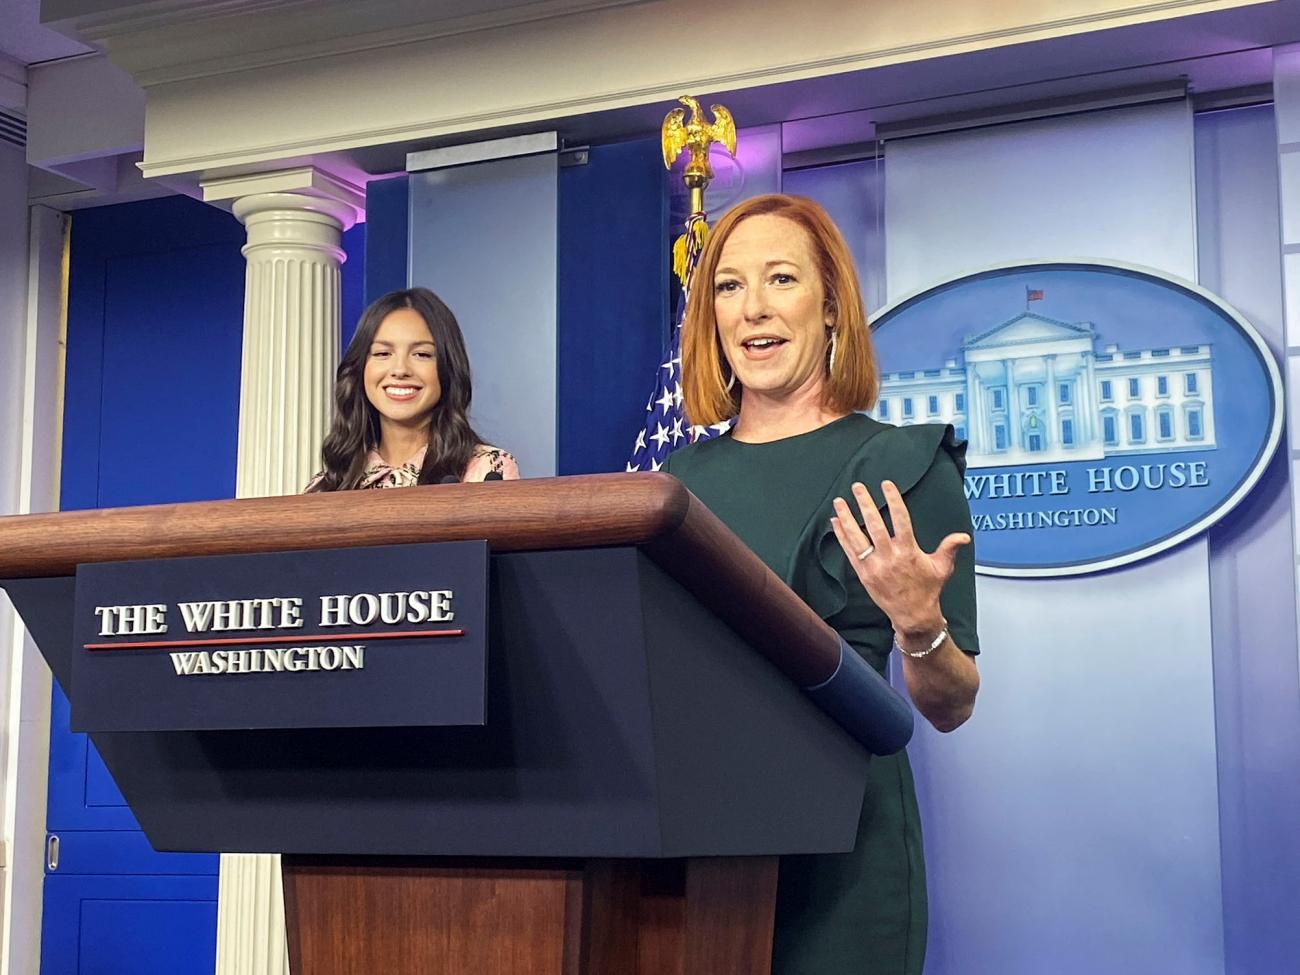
[201,166,364,229]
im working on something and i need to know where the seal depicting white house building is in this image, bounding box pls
[871,310,1216,469]
[869,262,1279,577]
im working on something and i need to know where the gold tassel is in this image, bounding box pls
[673,233,689,285]
[672,220,712,288]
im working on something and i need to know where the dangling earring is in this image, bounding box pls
[725,369,736,393]
[828,329,838,375]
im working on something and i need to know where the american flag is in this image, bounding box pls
[1026,287,1044,302]
[626,212,732,471]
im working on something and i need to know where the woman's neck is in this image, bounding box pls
[375,419,431,467]
[731,379,847,444]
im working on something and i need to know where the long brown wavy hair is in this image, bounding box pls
[309,288,486,491]
[680,194,880,427]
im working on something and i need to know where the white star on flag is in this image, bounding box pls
[626,211,731,472]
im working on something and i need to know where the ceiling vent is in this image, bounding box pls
[0,109,27,150]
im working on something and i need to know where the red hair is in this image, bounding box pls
[680,194,879,426]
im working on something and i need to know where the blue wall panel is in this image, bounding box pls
[42,876,217,975]
[96,246,242,504]
[342,221,367,348]
[47,196,245,975]
[363,176,408,311]
[556,137,669,474]
[46,689,136,833]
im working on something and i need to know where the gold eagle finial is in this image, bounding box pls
[661,95,737,190]
[662,95,738,285]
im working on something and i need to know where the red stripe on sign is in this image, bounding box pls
[84,629,466,651]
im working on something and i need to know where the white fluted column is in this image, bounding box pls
[201,169,362,975]
[230,189,358,496]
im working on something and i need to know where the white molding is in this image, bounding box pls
[67,0,646,86]
[0,57,26,114]
[105,0,1249,89]
[56,0,322,38]
[202,166,364,223]
[0,55,26,84]
[875,81,1188,141]
[133,0,1266,180]
[0,205,66,975]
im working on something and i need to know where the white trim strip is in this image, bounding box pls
[406,132,558,173]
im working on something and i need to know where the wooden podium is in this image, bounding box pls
[0,474,911,974]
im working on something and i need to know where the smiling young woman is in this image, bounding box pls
[306,288,519,492]
[663,194,980,975]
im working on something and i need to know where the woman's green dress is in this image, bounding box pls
[662,413,979,975]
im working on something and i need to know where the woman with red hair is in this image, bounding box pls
[663,194,980,974]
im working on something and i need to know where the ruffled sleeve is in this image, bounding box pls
[785,422,979,659]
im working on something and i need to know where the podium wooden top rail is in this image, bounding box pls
[0,472,839,688]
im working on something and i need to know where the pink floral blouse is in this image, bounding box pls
[306,445,520,491]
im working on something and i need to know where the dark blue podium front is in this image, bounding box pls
[5,546,868,860]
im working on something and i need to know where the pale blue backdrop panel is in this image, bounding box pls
[1195,103,1300,974]
[408,153,558,477]
[670,123,782,228]
[784,157,886,314]
[882,101,1224,975]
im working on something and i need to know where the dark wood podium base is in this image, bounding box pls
[282,854,779,975]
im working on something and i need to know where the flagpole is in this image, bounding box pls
[625,97,738,471]
[661,95,738,289]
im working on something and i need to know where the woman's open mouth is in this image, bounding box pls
[741,336,788,358]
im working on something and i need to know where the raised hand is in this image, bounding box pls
[829,479,971,641]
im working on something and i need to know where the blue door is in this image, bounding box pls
[42,197,246,974]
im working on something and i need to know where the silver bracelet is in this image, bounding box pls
[894,624,948,659]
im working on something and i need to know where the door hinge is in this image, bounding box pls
[45,834,59,872]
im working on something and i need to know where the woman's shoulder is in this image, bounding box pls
[844,419,968,487]
[660,427,734,476]
[462,444,520,482]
